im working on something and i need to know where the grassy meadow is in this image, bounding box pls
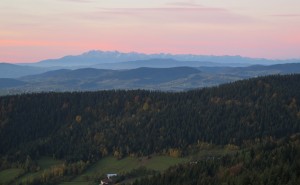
[0,147,234,185]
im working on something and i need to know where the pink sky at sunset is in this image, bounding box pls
[0,0,300,63]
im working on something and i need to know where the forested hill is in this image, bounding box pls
[0,74,300,162]
[133,135,300,185]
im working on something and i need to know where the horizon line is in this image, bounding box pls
[3,49,300,64]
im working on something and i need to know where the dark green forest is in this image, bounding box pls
[0,74,300,185]
[0,74,300,162]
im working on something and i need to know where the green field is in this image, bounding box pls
[15,157,64,184]
[58,182,90,185]
[58,148,235,185]
[64,157,139,185]
[190,147,238,161]
[59,155,188,185]
[82,155,188,175]
[1,149,232,185]
[0,168,24,184]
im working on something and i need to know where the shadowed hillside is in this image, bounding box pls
[0,74,299,162]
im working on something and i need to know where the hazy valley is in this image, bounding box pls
[1,51,300,95]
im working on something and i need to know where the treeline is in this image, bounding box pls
[132,134,300,185]
[0,74,299,163]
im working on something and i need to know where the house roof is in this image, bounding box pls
[101,178,112,184]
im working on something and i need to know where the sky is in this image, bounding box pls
[0,0,300,63]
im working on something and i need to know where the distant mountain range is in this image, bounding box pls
[0,58,239,79]
[197,63,300,77]
[0,63,49,78]
[0,50,299,94]
[90,58,246,70]
[0,78,27,89]
[23,50,299,67]
[15,67,204,91]
[1,63,300,94]
[1,50,299,79]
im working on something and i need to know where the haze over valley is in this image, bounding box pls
[1,50,300,95]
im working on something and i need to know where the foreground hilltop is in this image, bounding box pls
[0,74,299,161]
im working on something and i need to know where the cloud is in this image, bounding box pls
[76,6,255,25]
[59,0,93,3]
[165,1,203,8]
[271,14,300,17]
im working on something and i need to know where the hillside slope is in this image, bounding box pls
[0,63,47,78]
[133,135,300,185]
[0,74,299,162]
[0,79,27,89]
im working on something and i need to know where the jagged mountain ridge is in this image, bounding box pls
[27,50,300,67]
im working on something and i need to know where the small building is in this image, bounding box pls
[100,173,118,185]
[100,178,113,185]
[107,174,118,179]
